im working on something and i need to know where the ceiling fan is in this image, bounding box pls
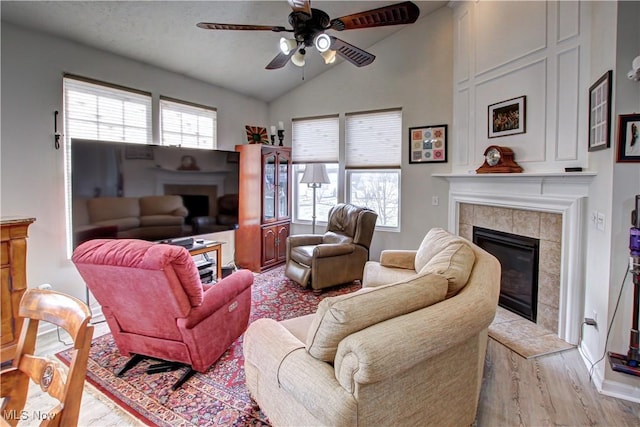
[197,0,420,70]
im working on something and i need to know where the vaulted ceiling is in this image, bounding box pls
[1,1,447,102]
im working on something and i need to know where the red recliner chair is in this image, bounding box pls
[72,238,253,390]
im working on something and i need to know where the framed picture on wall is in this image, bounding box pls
[408,124,447,164]
[616,113,640,162]
[488,96,526,138]
[124,144,154,160]
[588,70,612,152]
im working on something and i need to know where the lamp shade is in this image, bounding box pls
[291,49,306,67]
[321,50,337,64]
[300,164,330,185]
[279,37,297,55]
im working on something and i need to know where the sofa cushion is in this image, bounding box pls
[362,260,416,288]
[290,245,315,265]
[415,228,476,298]
[140,195,188,217]
[87,197,140,223]
[322,231,353,245]
[306,273,448,362]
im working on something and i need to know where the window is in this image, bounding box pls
[63,75,152,144]
[159,97,217,149]
[291,116,339,223]
[345,109,402,229]
[63,75,153,256]
[291,109,402,230]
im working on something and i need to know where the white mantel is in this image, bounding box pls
[434,172,596,344]
[152,167,229,195]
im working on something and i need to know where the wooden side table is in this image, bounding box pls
[188,241,223,281]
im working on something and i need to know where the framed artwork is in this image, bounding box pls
[245,125,269,144]
[588,70,612,152]
[616,113,640,162]
[124,144,154,160]
[409,124,447,164]
[488,96,526,138]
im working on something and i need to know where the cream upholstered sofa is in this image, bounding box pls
[74,195,188,244]
[243,228,501,426]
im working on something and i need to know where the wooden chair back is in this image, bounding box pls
[0,289,93,427]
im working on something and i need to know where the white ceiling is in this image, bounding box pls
[1,1,447,102]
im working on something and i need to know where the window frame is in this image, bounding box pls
[291,109,402,232]
[63,74,152,145]
[345,168,401,231]
[159,96,217,150]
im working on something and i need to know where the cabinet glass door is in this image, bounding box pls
[278,155,289,219]
[263,154,276,221]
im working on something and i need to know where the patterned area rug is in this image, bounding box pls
[488,306,574,359]
[56,266,360,426]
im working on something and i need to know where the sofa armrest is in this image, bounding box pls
[379,249,417,269]
[172,206,188,217]
[287,234,324,247]
[182,269,253,327]
[313,243,355,258]
[244,318,357,426]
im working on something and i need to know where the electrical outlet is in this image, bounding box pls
[596,212,605,231]
[432,196,439,206]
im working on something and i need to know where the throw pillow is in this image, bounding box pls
[419,240,475,298]
[306,273,448,362]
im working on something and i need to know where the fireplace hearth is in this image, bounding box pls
[473,226,540,322]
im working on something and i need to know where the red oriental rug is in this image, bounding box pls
[56,266,360,426]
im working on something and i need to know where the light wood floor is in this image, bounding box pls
[15,322,640,426]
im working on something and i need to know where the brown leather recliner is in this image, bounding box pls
[285,203,378,292]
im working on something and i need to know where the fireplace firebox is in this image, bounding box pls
[473,226,540,322]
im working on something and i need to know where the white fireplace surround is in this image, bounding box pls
[153,167,229,195]
[434,172,596,344]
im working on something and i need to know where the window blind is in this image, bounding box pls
[160,97,217,149]
[345,109,402,168]
[63,76,152,144]
[291,115,339,163]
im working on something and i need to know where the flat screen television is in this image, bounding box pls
[71,139,240,248]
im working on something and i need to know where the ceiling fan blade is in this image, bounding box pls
[197,23,288,32]
[288,0,312,15]
[265,49,297,70]
[330,1,420,31]
[330,37,375,67]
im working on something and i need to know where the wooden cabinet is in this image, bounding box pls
[1,217,35,364]
[261,222,290,268]
[235,145,291,272]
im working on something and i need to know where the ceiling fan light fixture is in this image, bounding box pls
[279,37,297,55]
[321,49,337,64]
[314,33,331,53]
[291,48,306,67]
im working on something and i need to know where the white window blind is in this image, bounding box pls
[63,76,152,144]
[160,97,217,149]
[345,109,402,168]
[292,115,339,163]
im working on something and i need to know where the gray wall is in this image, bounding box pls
[1,22,268,299]
[269,5,454,260]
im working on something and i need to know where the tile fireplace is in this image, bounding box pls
[435,172,595,344]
